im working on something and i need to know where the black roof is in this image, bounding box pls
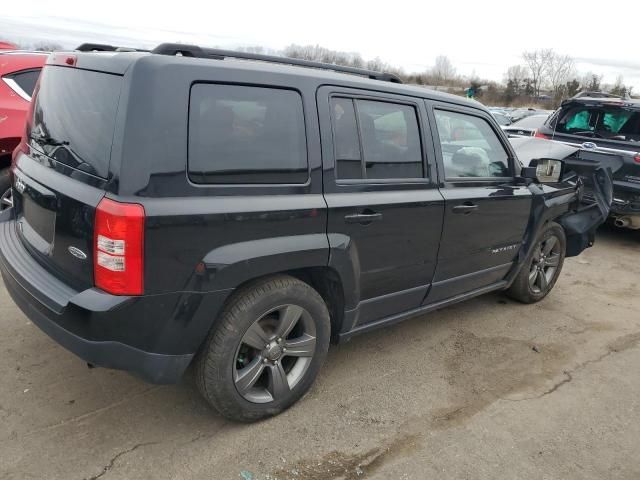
[561,96,640,109]
[64,44,480,111]
[562,91,640,108]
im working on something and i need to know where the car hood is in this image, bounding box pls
[509,137,579,166]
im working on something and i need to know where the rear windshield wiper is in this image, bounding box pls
[30,133,69,147]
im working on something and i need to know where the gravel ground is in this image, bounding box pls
[1,225,638,480]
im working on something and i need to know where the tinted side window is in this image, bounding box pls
[434,110,510,178]
[189,84,308,184]
[8,69,40,97]
[357,100,423,179]
[330,97,424,180]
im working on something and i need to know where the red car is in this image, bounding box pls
[0,47,48,210]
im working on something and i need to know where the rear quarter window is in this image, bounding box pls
[6,69,41,97]
[188,84,308,184]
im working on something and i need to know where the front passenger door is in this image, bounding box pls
[426,105,532,303]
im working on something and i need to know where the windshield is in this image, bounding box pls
[555,105,640,142]
[28,66,122,179]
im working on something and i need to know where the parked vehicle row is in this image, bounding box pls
[488,106,552,125]
[502,114,550,137]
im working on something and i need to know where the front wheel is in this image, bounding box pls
[195,275,331,422]
[506,222,566,304]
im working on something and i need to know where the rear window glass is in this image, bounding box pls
[188,84,308,184]
[29,67,122,179]
[7,69,41,97]
[358,100,423,179]
[557,106,640,141]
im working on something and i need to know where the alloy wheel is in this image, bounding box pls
[234,304,317,404]
[529,234,561,294]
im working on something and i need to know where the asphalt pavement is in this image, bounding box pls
[1,225,639,480]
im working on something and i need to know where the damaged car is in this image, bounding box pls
[535,92,640,229]
[0,45,618,422]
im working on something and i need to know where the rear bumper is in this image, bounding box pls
[0,212,195,384]
[610,201,640,217]
[610,180,640,216]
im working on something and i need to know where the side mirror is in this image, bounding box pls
[521,158,565,183]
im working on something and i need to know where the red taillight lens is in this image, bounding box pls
[634,155,640,164]
[94,198,145,296]
[533,130,549,139]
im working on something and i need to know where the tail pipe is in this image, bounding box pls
[614,216,640,230]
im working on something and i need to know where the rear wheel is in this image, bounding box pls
[195,275,331,422]
[0,168,12,211]
[506,222,566,304]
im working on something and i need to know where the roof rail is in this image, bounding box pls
[76,43,149,53]
[150,43,403,83]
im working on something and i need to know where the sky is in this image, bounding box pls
[1,0,640,90]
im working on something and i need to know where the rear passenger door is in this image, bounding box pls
[318,87,444,329]
[425,103,532,303]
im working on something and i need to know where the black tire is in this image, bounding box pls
[0,167,11,211]
[506,222,566,304]
[195,274,331,422]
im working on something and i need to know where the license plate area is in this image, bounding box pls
[15,173,57,256]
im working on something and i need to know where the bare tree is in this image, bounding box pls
[283,44,364,69]
[504,65,529,92]
[610,75,633,98]
[237,45,264,54]
[580,72,603,92]
[365,57,388,72]
[33,41,63,52]
[546,53,576,103]
[432,55,456,84]
[522,49,554,97]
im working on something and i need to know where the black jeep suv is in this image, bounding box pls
[535,92,640,229]
[0,44,610,422]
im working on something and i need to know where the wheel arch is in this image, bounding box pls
[215,267,346,345]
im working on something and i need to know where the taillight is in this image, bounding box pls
[634,155,640,164]
[94,198,145,296]
[533,130,550,139]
